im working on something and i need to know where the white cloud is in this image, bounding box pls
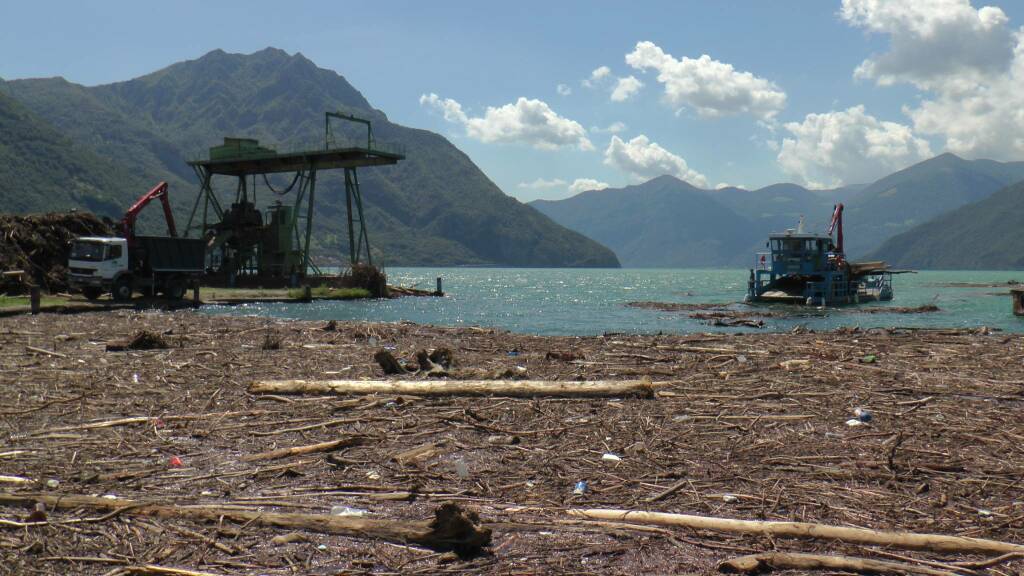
[582,65,612,87]
[418,93,468,124]
[906,52,1024,159]
[777,105,933,188]
[841,0,1015,89]
[420,93,593,151]
[556,83,572,96]
[568,178,610,194]
[592,121,627,134]
[625,41,786,120]
[839,1,1024,161]
[604,135,709,188]
[611,75,644,102]
[518,177,568,189]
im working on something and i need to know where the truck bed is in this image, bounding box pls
[134,236,205,272]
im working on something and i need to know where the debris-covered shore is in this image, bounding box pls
[2,311,1023,575]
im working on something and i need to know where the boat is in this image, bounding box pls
[745,204,895,306]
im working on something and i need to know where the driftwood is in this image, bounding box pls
[718,552,961,576]
[248,378,665,398]
[0,493,491,554]
[569,509,1024,555]
[240,437,363,462]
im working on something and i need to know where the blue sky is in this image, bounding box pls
[2,1,1022,200]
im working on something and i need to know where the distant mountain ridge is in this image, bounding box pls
[531,176,760,268]
[0,48,619,268]
[866,180,1024,269]
[532,154,1024,268]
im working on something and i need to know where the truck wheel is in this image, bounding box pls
[82,287,102,301]
[164,277,186,300]
[112,277,134,302]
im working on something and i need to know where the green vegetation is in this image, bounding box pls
[287,285,371,300]
[0,48,618,268]
[866,180,1024,269]
[0,295,67,308]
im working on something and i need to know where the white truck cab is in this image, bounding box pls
[67,237,130,300]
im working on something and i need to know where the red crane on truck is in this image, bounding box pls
[121,181,176,247]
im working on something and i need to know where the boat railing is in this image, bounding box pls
[754,252,771,271]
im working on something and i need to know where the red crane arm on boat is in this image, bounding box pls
[121,182,176,245]
[827,203,844,254]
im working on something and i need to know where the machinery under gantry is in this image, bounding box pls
[183,112,404,285]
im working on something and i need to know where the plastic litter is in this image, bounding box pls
[132,373,139,384]
[979,509,993,517]
[507,350,520,357]
[454,458,470,479]
[860,354,877,363]
[45,478,59,489]
[845,418,864,427]
[330,505,369,517]
[736,355,748,364]
[573,480,588,495]
[601,453,621,462]
[854,407,873,422]
[317,544,328,551]
[168,456,183,468]
[722,493,739,503]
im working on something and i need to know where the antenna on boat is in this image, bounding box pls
[797,214,805,234]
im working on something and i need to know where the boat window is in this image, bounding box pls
[782,238,802,252]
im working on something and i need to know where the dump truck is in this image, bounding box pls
[67,182,205,301]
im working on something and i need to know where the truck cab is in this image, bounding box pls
[68,237,129,300]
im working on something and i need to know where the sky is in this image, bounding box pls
[2,0,1022,201]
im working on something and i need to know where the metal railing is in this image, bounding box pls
[754,252,771,271]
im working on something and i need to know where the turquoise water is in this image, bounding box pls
[203,268,1024,335]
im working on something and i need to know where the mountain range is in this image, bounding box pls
[0,48,619,268]
[867,179,1024,269]
[531,154,1024,268]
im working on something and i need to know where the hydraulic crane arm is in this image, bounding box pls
[827,203,844,254]
[122,182,176,243]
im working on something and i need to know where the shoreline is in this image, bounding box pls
[2,310,1023,574]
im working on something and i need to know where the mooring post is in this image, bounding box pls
[30,286,41,315]
[435,277,443,296]
[303,285,312,302]
[192,283,200,308]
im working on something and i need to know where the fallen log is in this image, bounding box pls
[0,493,490,554]
[568,509,1024,556]
[248,378,665,398]
[240,437,363,462]
[719,552,961,576]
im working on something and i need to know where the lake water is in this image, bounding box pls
[203,268,1024,335]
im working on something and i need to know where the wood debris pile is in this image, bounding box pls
[0,212,113,294]
[1,311,1023,574]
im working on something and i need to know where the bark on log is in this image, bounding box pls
[240,437,363,462]
[0,493,490,554]
[719,552,962,576]
[568,509,1024,555]
[247,378,665,398]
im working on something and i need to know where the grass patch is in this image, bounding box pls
[0,295,68,309]
[287,285,372,300]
